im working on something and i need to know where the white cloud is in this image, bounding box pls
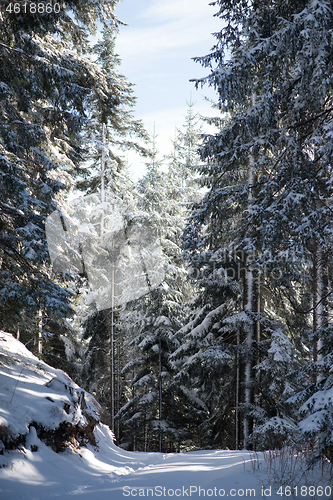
[141,0,217,23]
[116,0,221,61]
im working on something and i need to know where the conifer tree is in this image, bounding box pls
[117,117,203,451]
[179,0,333,451]
[116,132,178,451]
[73,22,149,428]
[77,24,149,195]
[0,1,140,360]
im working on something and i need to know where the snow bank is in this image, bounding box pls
[0,332,331,500]
[0,331,101,449]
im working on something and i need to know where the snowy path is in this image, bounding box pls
[0,332,331,500]
[0,427,263,500]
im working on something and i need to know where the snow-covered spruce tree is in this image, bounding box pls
[76,24,149,195]
[76,184,139,436]
[248,321,302,449]
[0,1,136,360]
[171,97,204,188]
[176,0,333,450]
[118,306,182,452]
[218,0,333,456]
[175,105,259,449]
[116,126,201,452]
[297,324,333,462]
[70,141,139,433]
[166,100,204,306]
[73,25,149,431]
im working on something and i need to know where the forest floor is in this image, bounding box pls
[0,332,332,500]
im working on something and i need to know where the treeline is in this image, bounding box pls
[1,0,333,462]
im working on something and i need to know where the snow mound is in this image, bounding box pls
[0,331,102,451]
[0,332,331,500]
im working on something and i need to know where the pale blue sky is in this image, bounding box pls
[114,0,222,179]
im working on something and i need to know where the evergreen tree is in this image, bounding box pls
[179,0,333,451]
[77,24,149,195]
[298,323,333,462]
[68,22,150,436]
[117,119,203,451]
[248,323,302,449]
[116,133,179,451]
[0,1,139,361]
[178,112,257,449]
[76,188,139,436]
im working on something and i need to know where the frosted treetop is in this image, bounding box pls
[46,193,165,311]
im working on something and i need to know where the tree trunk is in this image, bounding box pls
[235,329,240,450]
[38,308,43,356]
[159,339,162,453]
[243,105,256,448]
[144,414,148,452]
[110,308,115,432]
[243,260,254,449]
[313,241,328,380]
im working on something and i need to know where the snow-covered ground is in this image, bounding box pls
[0,332,332,500]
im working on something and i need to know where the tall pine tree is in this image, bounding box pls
[0,1,140,360]
[178,0,333,451]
